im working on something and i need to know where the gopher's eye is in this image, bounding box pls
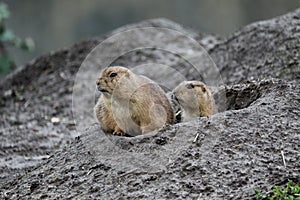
[109,73,117,78]
[186,84,194,89]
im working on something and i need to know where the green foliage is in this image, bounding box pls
[0,28,35,51]
[0,3,10,20]
[0,2,34,76]
[255,180,300,200]
[0,55,13,74]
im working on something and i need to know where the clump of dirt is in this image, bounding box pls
[1,10,300,199]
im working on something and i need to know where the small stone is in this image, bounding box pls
[51,117,60,124]
[4,89,13,97]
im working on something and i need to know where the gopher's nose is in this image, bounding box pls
[96,80,100,86]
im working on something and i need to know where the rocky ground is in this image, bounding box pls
[0,8,299,200]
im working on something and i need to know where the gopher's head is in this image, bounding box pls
[173,80,214,117]
[96,66,131,95]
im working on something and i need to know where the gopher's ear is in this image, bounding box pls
[200,85,206,93]
[124,70,131,78]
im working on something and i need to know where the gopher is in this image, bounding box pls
[172,81,217,122]
[94,66,175,136]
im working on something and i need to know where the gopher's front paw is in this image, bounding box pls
[113,126,125,136]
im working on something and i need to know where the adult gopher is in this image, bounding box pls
[94,66,175,136]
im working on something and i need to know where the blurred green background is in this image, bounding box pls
[1,0,299,77]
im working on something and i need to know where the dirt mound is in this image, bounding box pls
[210,8,300,84]
[1,9,300,199]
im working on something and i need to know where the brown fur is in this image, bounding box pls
[94,66,175,136]
[172,81,217,122]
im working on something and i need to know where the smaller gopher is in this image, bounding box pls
[94,66,175,136]
[172,81,217,122]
